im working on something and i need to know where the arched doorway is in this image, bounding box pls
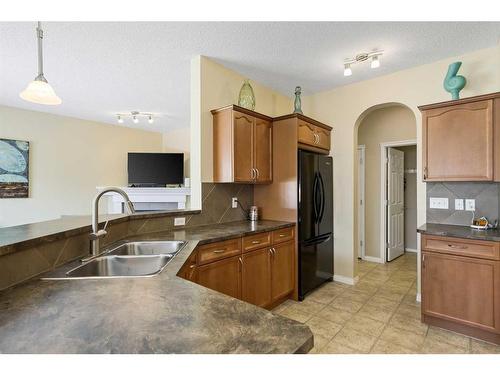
[355,103,417,264]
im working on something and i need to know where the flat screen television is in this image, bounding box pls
[128,153,184,186]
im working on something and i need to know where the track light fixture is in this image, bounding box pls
[115,111,155,125]
[343,50,383,76]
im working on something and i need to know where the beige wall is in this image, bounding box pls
[357,105,416,259]
[0,105,163,227]
[199,56,292,182]
[302,45,500,288]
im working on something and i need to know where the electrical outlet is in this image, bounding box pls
[465,199,476,211]
[429,197,449,209]
[454,199,464,210]
[232,197,238,209]
[174,217,186,226]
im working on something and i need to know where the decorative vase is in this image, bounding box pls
[293,86,303,114]
[238,79,256,110]
[443,62,466,100]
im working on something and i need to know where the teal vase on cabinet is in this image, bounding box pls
[293,86,303,114]
[443,62,466,100]
[238,79,256,110]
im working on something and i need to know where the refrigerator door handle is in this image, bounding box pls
[312,172,319,223]
[302,233,332,246]
[318,172,326,222]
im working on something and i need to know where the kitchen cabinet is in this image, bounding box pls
[241,247,272,307]
[197,255,242,299]
[419,92,500,181]
[178,226,296,309]
[273,113,332,154]
[271,241,295,301]
[421,234,500,344]
[211,105,273,184]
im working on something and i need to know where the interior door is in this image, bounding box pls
[254,118,272,183]
[233,111,254,182]
[387,148,405,261]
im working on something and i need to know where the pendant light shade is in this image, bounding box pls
[19,22,61,105]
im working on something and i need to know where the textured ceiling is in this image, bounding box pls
[1,22,499,133]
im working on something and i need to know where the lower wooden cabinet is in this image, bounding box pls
[179,226,296,309]
[421,234,500,344]
[271,241,295,301]
[241,247,272,307]
[197,255,242,300]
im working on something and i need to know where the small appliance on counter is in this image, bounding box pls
[470,212,498,230]
[248,206,259,221]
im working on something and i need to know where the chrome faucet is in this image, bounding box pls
[87,187,135,259]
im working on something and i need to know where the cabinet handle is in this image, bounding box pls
[250,168,255,180]
[251,240,260,244]
[422,254,425,269]
[255,168,260,179]
[447,244,468,250]
[279,234,286,237]
[316,133,321,144]
[272,247,276,256]
[189,264,196,269]
[213,249,226,254]
[238,257,243,272]
[423,167,428,180]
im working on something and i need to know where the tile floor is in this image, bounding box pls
[273,253,500,354]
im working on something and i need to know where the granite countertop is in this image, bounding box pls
[0,220,313,354]
[0,209,201,256]
[418,223,500,242]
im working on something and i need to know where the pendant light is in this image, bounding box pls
[20,22,62,105]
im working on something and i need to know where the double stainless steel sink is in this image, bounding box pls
[43,241,187,280]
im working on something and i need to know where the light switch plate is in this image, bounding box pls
[174,217,186,226]
[429,197,449,209]
[232,197,238,209]
[465,199,476,211]
[455,199,464,210]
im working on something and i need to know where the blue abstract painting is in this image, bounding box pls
[0,138,29,198]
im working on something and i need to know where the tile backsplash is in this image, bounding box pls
[426,182,500,226]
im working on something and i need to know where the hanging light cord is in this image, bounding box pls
[35,21,47,83]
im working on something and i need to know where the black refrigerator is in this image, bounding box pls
[298,150,334,300]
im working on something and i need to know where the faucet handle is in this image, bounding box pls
[102,220,109,231]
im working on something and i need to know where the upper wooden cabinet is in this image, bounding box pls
[211,105,273,184]
[274,113,332,154]
[419,92,500,181]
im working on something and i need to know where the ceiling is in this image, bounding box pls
[1,22,499,133]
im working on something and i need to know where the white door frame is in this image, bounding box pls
[380,139,417,263]
[357,145,366,259]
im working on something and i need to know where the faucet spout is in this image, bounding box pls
[88,187,135,259]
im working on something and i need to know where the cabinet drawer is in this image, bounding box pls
[422,235,500,260]
[243,231,272,253]
[272,227,295,244]
[197,238,241,265]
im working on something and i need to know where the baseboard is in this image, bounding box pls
[416,293,421,302]
[405,248,418,253]
[362,255,384,264]
[333,274,359,286]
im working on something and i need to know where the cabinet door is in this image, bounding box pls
[233,111,254,182]
[297,120,317,147]
[271,241,295,301]
[422,100,493,181]
[241,248,272,307]
[254,118,272,183]
[197,256,241,299]
[422,251,500,333]
[316,127,331,151]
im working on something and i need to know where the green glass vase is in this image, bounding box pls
[238,79,256,110]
